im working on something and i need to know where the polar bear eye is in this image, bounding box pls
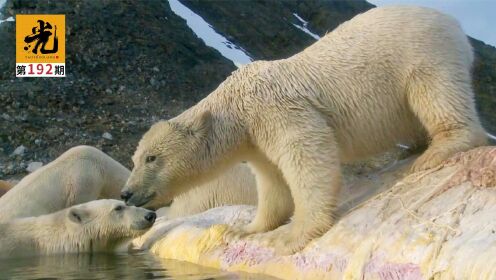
[114,205,124,212]
[146,155,157,163]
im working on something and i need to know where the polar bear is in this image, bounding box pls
[0,145,130,222]
[0,199,156,258]
[122,6,487,254]
[122,6,486,253]
[0,145,256,222]
[138,6,486,253]
[159,163,257,219]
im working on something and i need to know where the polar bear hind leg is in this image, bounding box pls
[408,68,487,172]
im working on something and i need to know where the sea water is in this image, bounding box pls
[0,251,268,279]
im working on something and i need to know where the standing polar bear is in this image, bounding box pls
[123,6,487,254]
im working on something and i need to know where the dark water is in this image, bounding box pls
[0,252,267,280]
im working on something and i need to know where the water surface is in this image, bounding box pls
[0,252,267,279]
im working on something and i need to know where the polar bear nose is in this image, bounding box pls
[145,212,156,223]
[120,191,133,202]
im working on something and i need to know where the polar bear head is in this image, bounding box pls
[64,199,156,251]
[122,112,213,209]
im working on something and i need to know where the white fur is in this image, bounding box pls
[159,163,257,219]
[0,199,154,258]
[0,145,256,222]
[0,146,130,222]
[128,6,487,254]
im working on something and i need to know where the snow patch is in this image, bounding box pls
[168,0,252,67]
[0,0,14,25]
[0,16,13,24]
[292,13,320,40]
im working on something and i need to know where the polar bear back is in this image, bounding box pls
[232,6,473,162]
[0,146,129,222]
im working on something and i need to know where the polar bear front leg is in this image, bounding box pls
[257,125,341,254]
[226,157,293,239]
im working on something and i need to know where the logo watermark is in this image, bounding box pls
[16,15,65,77]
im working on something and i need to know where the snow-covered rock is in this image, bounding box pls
[133,146,496,279]
[0,0,14,25]
[102,132,113,140]
[11,145,27,156]
[168,0,252,67]
[26,162,43,173]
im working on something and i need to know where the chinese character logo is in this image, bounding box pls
[23,20,58,54]
[16,15,65,77]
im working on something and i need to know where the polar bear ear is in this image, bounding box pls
[189,110,212,136]
[68,208,90,224]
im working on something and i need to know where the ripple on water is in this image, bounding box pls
[0,252,254,280]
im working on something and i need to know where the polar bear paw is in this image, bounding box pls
[410,149,447,172]
[245,224,308,255]
[224,219,263,241]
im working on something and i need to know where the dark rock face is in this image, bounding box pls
[0,0,235,176]
[470,38,496,132]
[181,0,374,60]
[0,0,495,179]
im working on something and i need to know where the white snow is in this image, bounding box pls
[168,0,252,67]
[0,16,13,24]
[292,13,320,40]
[0,0,14,25]
[488,132,496,141]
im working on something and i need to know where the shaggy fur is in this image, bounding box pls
[0,200,154,258]
[160,163,257,219]
[0,146,256,222]
[0,146,130,222]
[124,6,487,254]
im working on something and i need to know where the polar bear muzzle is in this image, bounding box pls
[121,188,157,208]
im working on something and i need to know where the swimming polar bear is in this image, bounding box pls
[0,145,130,222]
[0,199,156,258]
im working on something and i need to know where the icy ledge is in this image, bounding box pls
[133,146,496,279]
